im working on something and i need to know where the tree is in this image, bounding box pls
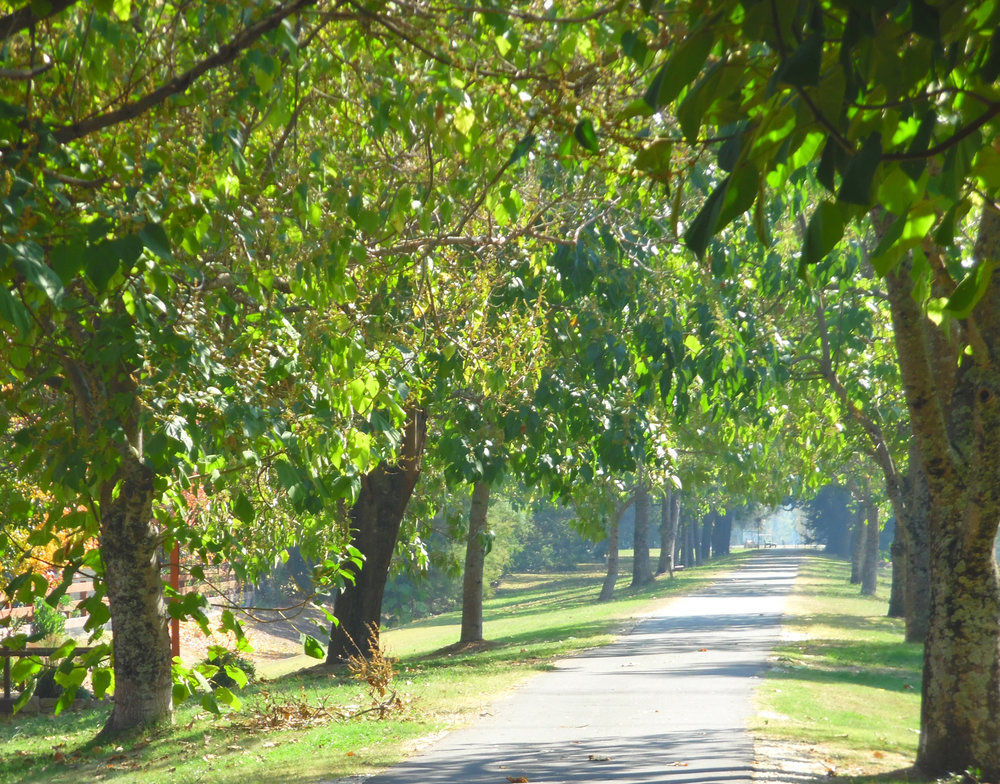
[629,0,1000,774]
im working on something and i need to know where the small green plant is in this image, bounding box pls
[203,648,257,689]
[31,598,65,640]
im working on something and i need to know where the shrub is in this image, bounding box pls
[31,598,66,640]
[203,649,256,689]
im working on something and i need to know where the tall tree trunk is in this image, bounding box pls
[98,456,172,736]
[887,521,906,618]
[861,493,879,596]
[850,508,864,584]
[901,442,931,642]
[599,519,620,602]
[328,410,427,661]
[631,486,653,587]
[657,489,679,576]
[712,511,732,556]
[699,515,713,563]
[460,480,491,644]
[886,208,1000,777]
[685,519,697,567]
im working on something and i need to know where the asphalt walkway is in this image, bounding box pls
[364,550,801,784]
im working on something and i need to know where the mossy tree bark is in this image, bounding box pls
[98,456,172,736]
[886,207,1000,778]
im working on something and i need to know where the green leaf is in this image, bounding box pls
[0,287,32,336]
[910,0,940,40]
[302,635,325,659]
[817,137,845,192]
[232,492,255,524]
[93,668,113,700]
[801,201,845,269]
[139,224,173,261]
[838,133,882,206]
[715,165,759,230]
[901,111,937,181]
[945,262,995,320]
[201,693,221,714]
[777,34,823,87]
[12,242,63,304]
[573,119,599,152]
[214,686,241,710]
[506,133,536,166]
[980,29,1000,82]
[172,682,191,704]
[684,176,731,259]
[49,639,77,660]
[224,665,249,689]
[643,28,714,110]
[10,655,43,683]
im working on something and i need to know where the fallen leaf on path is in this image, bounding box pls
[698,648,708,652]
[506,777,529,782]
[670,761,689,767]
[588,755,611,762]
[872,751,885,759]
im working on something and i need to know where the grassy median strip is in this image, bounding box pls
[754,554,923,782]
[0,551,747,784]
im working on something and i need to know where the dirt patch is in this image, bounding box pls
[753,738,832,783]
[177,605,331,667]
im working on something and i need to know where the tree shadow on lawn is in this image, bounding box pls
[778,637,922,672]
[767,660,917,691]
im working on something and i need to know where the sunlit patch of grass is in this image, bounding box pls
[755,554,924,782]
[0,551,749,784]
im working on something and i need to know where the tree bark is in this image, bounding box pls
[685,518,697,568]
[460,480,491,643]
[885,208,1000,777]
[631,486,653,587]
[712,510,732,556]
[657,489,679,576]
[887,521,906,618]
[861,493,879,597]
[901,442,931,642]
[698,515,713,563]
[327,409,427,661]
[850,508,864,584]
[598,519,620,602]
[599,495,635,602]
[98,456,173,736]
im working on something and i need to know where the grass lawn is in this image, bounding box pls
[0,550,748,784]
[754,553,925,782]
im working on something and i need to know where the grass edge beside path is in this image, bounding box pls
[0,550,752,784]
[753,553,924,784]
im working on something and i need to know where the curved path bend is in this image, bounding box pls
[365,550,801,784]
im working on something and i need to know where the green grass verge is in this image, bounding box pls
[754,554,925,782]
[0,550,749,784]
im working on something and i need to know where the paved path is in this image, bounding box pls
[365,550,801,784]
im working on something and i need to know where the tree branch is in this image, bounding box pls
[0,0,81,43]
[18,0,339,149]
